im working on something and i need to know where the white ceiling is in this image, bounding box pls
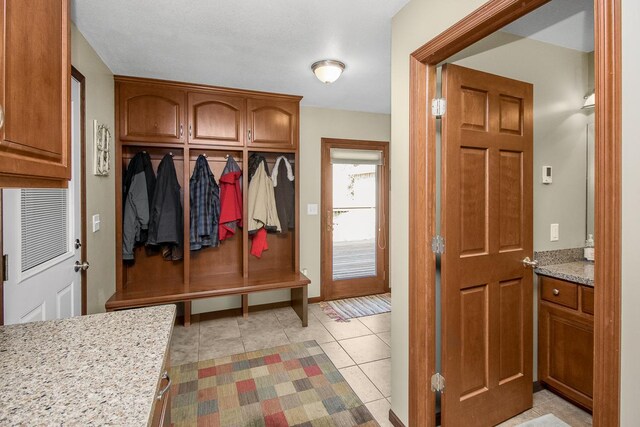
[71,0,409,114]
[502,0,594,52]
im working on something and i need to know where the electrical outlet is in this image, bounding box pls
[550,223,559,242]
[307,204,318,215]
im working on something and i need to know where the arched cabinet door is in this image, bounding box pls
[188,92,245,146]
[119,82,186,143]
[247,98,298,149]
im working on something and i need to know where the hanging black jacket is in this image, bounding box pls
[190,155,220,250]
[272,156,295,233]
[122,151,155,253]
[248,153,269,182]
[147,154,183,261]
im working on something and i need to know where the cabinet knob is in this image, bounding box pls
[553,288,560,296]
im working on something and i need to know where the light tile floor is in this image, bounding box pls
[170,303,393,427]
[170,304,591,427]
[498,389,592,426]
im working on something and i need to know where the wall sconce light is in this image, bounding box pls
[582,91,595,109]
[311,60,345,84]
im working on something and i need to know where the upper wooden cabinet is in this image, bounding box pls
[188,92,245,146]
[119,82,187,144]
[116,78,301,150]
[247,98,298,149]
[0,0,71,187]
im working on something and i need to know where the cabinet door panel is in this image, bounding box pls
[120,83,186,143]
[539,302,593,410]
[247,98,297,149]
[0,0,70,184]
[188,92,244,146]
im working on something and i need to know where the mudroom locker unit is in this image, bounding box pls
[106,76,310,326]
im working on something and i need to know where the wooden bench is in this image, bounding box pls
[105,272,311,326]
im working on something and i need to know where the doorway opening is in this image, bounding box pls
[1,67,87,324]
[321,138,389,301]
[407,0,620,425]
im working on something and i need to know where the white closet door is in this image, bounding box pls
[2,77,82,325]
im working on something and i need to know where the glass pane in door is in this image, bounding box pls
[332,163,377,280]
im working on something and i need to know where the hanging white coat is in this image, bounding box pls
[248,161,281,233]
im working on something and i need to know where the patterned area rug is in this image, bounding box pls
[517,414,570,426]
[169,341,378,426]
[320,293,391,322]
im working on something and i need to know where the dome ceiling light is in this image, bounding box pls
[311,60,345,84]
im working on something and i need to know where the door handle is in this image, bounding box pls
[0,104,4,130]
[522,257,539,269]
[74,261,90,272]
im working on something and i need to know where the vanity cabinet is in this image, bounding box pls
[538,276,593,411]
[0,0,71,187]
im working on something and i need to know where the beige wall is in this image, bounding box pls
[390,1,486,422]
[621,0,640,424]
[71,24,115,315]
[193,106,391,314]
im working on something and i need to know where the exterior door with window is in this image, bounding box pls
[321,139,389,300]
[2,77,84,325]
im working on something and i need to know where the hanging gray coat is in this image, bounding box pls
[272,156,295,233]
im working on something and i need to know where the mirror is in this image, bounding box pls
[586,122,595,238]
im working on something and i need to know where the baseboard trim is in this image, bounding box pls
[309,296,323,304]
[533,380,543,393]
[389,409,406,427]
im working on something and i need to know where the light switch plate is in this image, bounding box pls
[307,204,318,215]
[550,223,559,241]
[92,214,101,232]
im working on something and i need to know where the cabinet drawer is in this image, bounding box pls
[540,276,578,309]
[582,286,594,315]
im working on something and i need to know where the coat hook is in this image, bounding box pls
[169,151,174,157]
[225,154,230,159]
[203,153,208,158]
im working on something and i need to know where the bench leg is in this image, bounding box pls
[183,302,191,327]
[291,286,308,327]
[242,294,249,318]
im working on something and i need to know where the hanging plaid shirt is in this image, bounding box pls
[189,155,221,250]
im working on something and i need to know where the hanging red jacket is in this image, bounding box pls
[218,157,243,241]
[250,228,268,258]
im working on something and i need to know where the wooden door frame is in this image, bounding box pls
[0,67,88,322]
[320,138,390,301]
[408,0,621,426]
[71,66,88,316]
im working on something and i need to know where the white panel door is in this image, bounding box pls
[2,77,83,325]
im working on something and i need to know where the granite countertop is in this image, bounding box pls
[535,260,594,287]
[0,305,176,426]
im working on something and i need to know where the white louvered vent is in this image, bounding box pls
[21,189,68,272]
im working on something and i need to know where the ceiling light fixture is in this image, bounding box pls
[311,60,345,84]
[582,91,595,109]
